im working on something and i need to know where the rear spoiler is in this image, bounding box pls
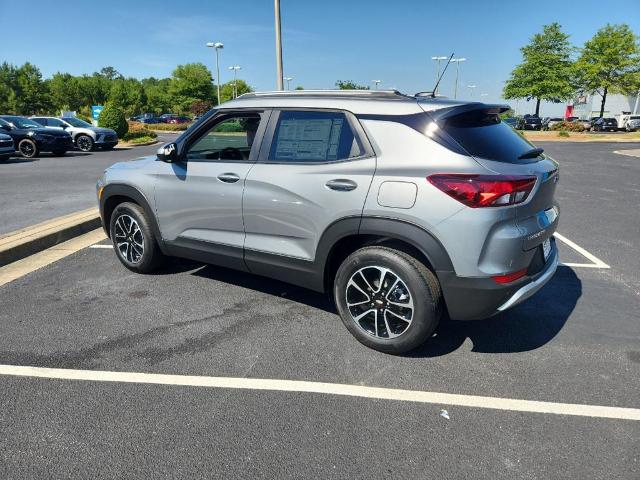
[426,103,511,123]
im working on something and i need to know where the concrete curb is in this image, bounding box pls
[0,208,102,267]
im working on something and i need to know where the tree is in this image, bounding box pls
[335,80,369,90]
[108,78,146,117]
[98,102,128,137]
[98,66,123,81]
[575,24,640,117]
[168,63,215,112]
[295,86,304,90]
[503,23,575,116]
[0,62,18,113]
[143,77,172,114]
[48,73,83,112]
[189,100,213,116]
[219,79,253,103]
[14,63,50,115]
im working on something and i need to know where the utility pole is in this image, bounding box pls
[372,80,381,89]
[229,65,241,98]
[206,42,224,104]
[451,57,466,99]
[274,0,284,90]
[431,56,447,94]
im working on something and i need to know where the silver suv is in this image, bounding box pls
[31,116,118,152]
[97,90,559,353]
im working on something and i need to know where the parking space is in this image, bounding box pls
[0,141,638,478]
[0,134,178,235]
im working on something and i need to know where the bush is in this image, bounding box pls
[558,130,570,137]
[126,135,156,144]
[149,122,192,131]
[551,121,585,132]
[98,103,128,137]
[216,120,244,132]
[124,122,158,141]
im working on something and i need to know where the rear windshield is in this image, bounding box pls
[441,110,537,163]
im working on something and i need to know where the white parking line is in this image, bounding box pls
[89,244,113,249]
[554,232,610,269]
[0,364,638,421]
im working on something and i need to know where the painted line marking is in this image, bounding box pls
[89,244,113,249]
[554,232,610,269]
[0,229,106,287]
[0,364,638,421]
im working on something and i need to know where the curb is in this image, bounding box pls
[0,208,102,267]
[120,140,160,148]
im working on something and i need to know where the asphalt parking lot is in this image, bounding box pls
[0,134,178,235]
[0,141,639,478]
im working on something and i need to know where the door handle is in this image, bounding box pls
[326,179,357,191]
[217,173,240,183]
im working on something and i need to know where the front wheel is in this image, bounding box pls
[334,247,442,354]
[76,134,94,152]
[109,202,164,273]
[18,139,39,158]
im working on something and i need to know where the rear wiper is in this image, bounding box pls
[518,147,544,160]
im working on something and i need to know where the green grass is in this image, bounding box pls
[126,135,157,144]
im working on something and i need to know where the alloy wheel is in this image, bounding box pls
[77,136,93,152]
[19,140,35,158]
[345,266,414,339]
[113,214,145,264]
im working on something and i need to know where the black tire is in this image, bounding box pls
[75,134,94,152]
[52,150,67,156]
[109,202,164,273]
[18,138,39,158]
[334,246,442,354]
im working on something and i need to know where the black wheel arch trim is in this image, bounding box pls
[99,184,165,252]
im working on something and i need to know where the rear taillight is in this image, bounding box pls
[492,268,528,284]
[427,174,536,208]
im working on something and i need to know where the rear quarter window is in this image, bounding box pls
[441,110,537,163]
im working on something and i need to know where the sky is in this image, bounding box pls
[1,0,638,116]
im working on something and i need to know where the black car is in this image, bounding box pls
[0,116,73,158]
[516,115,542,130]
[591,117,618,132]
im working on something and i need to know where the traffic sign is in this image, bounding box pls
[92,105,105,120]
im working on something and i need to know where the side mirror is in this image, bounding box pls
[157,142,178,163]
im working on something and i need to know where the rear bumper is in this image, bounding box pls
[439,238,559,320]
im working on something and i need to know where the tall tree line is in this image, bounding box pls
[0,63,253,117]
[504,23,640,117]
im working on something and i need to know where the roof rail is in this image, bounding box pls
[237,89,407,99]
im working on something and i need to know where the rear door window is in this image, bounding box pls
[441,109,538,163]
[268,110,363,163]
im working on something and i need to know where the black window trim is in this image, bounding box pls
[258,107,375,165]
[177,108,272,164]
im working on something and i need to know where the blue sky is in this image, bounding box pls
[1,0,638,115]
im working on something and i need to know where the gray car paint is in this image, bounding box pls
[98,90,559,318]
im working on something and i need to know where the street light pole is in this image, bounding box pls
[372,80,381,89]
[451,57,466,99]
[206,42,224,105]
[431,56,447,94]
[274,0,284,90]
[228,65,241,98]
[467,84,476,98]
[284,76,293,90]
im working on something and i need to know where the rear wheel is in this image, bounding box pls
[18,139,38,158]
[334,247,442,354]
[75,134,94,152]
[109,202,164,273]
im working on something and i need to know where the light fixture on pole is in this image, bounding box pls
[467,84,477,98]
[228,65,241,98]
[372,80,381,89]
[450,57,466,99]
[274,0,284,90]
[283,76,293,90]
[431,56,447,94]
[206,41,224,105]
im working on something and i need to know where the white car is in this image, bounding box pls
[31,116,118,152]
[0,132,15,161]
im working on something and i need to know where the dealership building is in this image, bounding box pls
[567,92,640,119]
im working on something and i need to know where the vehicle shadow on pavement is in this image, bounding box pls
[410,266,582,357]
[1,157,39,164]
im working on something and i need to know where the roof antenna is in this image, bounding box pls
[431,53,454,98]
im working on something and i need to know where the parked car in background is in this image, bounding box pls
[541,117,563,130]
[97,90,560,353]
[516,115,542,130]
[131,113,159,124]
[591,117,618,132]
[0,116,73,158]
[502,117,517,128]
[624,116,640,132]
[158,113,179,123]
[566,117,591,130]
[0,132,15,161]
[165,116,191,124]
[31,116,118,152]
